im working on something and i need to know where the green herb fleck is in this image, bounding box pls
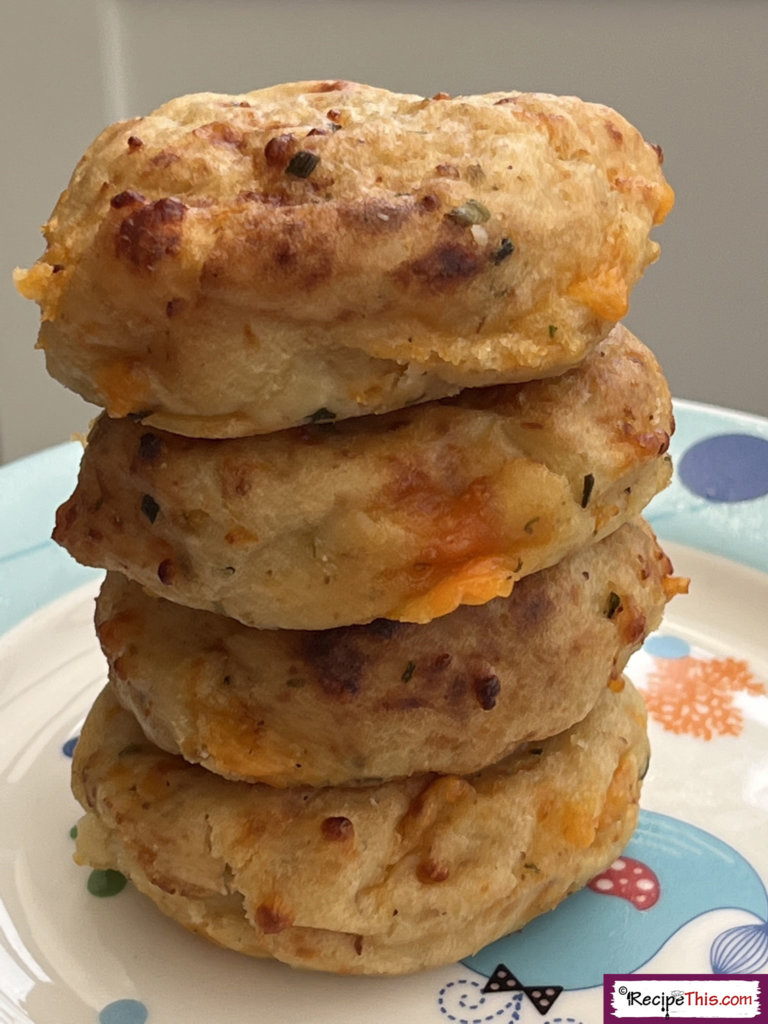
[140,493,160,523]
[548,324,558,338]
[401,660,416,682]
[524,862,541,872]
[286,150,320,178]
[307,407,337,423]
[447,199,491,226]
[523,517,540,535]
[118,743,142,757]
[491,237,515,264]
[606,591,622,619]
[69,824,78,840]
[581,473,595,508]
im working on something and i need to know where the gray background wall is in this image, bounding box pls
[2,0,766,464]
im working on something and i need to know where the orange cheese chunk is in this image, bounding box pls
[94,360,152,416]
[389,556,516,623]
[567,264,628,320]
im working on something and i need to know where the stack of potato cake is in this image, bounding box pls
[16,80,683,975]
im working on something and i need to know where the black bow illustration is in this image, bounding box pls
[482,963,563,1016]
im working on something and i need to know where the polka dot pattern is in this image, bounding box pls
[679,434,768,502]
[87,869,127,898]
[62,736,78,757]
[643,634,691,659]
[643,405,768,577]
[98,999,148,1024]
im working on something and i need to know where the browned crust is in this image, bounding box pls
[16,81,672,435]
[72,680,649,975]
[97,518,674,785]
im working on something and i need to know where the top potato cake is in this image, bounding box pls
[16,80,672,436]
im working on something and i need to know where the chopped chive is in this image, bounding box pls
[581,473,595,508]
[491,237,515,264]
[138,432,162,462]
[307,407,337,423]
[401,660,416,682]
[606,591,621,618]
[286,150,320,178]
[140,494,160,523]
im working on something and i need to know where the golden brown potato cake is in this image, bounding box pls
[72,679,648,975]
[16,80,672,437]
[53,325,673,629]
[98,518,675,786]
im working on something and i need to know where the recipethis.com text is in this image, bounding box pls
[604,974,766,1021]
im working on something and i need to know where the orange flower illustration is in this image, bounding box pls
[640,656,766,740]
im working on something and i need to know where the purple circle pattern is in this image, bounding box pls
[678,434,768,502]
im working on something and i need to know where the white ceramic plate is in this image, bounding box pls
[2,399,768,1024]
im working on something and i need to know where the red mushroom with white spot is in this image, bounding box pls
[588,856,660,909]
